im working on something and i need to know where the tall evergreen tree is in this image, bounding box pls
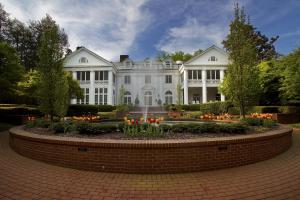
[37,15,69,120]
[220,4,261,118]
[0,42,24,102]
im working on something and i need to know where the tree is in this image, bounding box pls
[0,42,24,102]
[220,4,261,118]
[134,94,140,106]
[258,61,282,105]
[156,49,202,62]
[37,15,69,121]
[65,72,83,100]
[279,47,300,103]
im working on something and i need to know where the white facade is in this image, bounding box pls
[64,45,228,106]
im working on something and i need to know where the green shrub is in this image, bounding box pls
[219,123,248,133]
[159,124,172,132]
[261,107,279,113]
[25,118,49,128]
[50,121,76,133]
[77,122,118,134]
[181,104,200,111]
[182,111,203,119]
[98,112,116,119]
[199,101,233,114]
[123,123,163,137]
[240,118,262,126]
[67,105,116,116]
[262,119,277,128]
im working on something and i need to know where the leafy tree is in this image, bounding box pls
[65,72,83,100]
[157,49,202,62]
[0,42,24,102]
[156,51,171,61]
[258,61,282,105]
[279,47,300,103]
[220,4,261,118]
[37,15,69,121]
[193,49,204,56]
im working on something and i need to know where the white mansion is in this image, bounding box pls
[64,45,228,106]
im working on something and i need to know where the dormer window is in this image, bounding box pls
[165,61,171,68]
[209,56,217,61]
[79,57,88,63]
[125,61,131,67]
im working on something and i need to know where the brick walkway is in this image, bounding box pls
[0,130,300,200]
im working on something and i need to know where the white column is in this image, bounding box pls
[220,70,225,101]
[183,70,189,105]
[202,70,207,103]
[71,71,77,104]
[90,71,95,105]
[108,71,113,105]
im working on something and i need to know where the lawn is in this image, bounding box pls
[0,122,14,132]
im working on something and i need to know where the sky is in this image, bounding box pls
[1,0,300,61]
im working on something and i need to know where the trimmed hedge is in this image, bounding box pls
[199,101,233,114]
[67,105,116,116]
[240,118,277,127]
[228,106,300,115]
[77,122,120,134]
[168,122,248,134]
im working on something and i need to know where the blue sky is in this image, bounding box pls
[1,0,300,60]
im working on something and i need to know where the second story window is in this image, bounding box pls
[124,75,131,84]
[145,75,151,84]
[165,75,172,84]
[188,70,202,80]
[76,71,90,82]
[207,70,220,80]
[95,71,108,82]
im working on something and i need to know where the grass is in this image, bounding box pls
[290,123,300,128]
[0,122,14,132]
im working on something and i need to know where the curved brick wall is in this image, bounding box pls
[9,126,292,174]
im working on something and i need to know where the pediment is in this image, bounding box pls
[185,45,229,66]
[64,47,113,67]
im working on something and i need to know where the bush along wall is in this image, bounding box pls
[67,105,116,116]
[228,106,300,115]
[199,101,233,115]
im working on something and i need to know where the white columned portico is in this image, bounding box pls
[220,69,225,101]
[202,69,207,103]
[108,71,113,105]
[183,70,189,105]
[71,71,77,104]
[90,71,95,105]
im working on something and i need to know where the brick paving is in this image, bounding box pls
[0,130,300,200]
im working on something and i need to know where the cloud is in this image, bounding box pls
[156,17,228,53]
[1,0,152,60]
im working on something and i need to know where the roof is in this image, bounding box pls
[64,47,113,66]
[184,45,228,65]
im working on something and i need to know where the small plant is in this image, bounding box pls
[76,122,118,134]
[25,118,50,128]
[240,117,262,126]
[50,121,76,133]
[262,119,277,128]
[123,123,164,138]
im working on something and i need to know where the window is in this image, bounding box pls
[113,73,116,84]
[95,87,108,105]
[188,70,202,80]
[77,88,89,104]
[125,61,131,67]
[206,70,220,80]
[124,75,131,84]
[209,56,217,61]
[188,70,193,79]
[165,75,172,84]
[165,91,173,104]
[95,71,108,82]
[124,91,132,104]
[76,71,90,82]
[144,91,152,106]
[165,61,171,68]
[79,57,88,63]
[145,75,151,84]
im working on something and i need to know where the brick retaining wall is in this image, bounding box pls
[9,126,292,174]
